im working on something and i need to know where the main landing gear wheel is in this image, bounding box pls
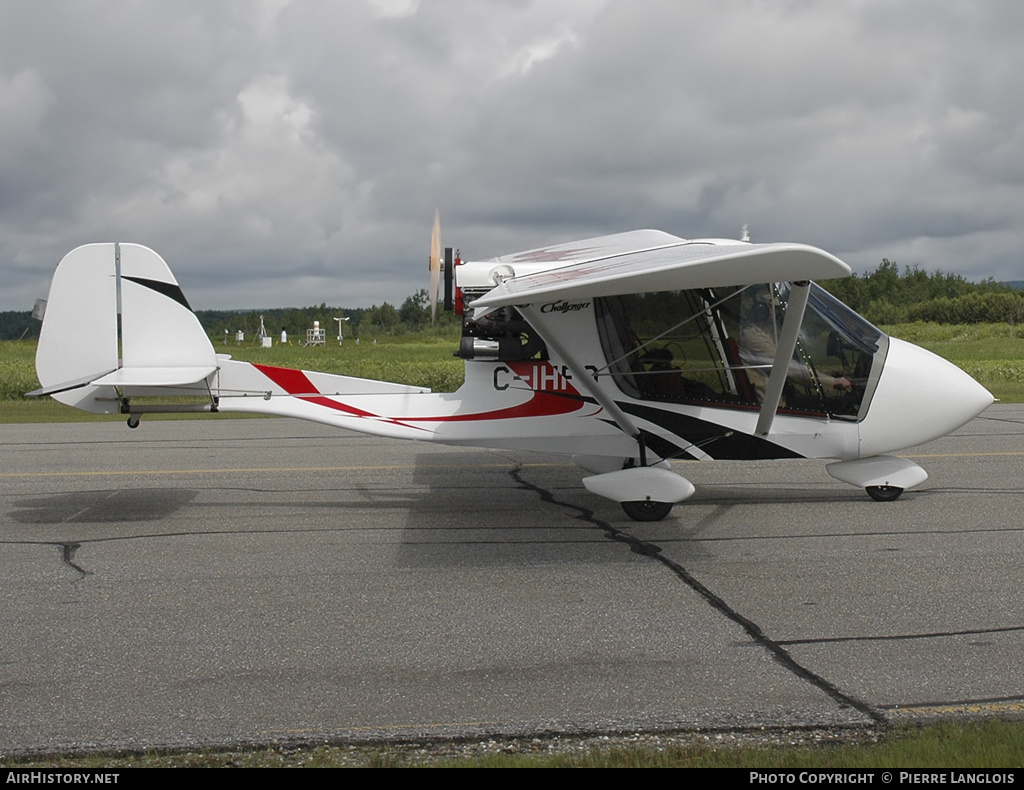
[621,500,673,522]
[866,485,903,502]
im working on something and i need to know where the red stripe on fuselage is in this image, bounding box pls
[401,391,591,423]
[252,362,594,425]
[252,363,377,419]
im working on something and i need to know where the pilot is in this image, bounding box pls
[739,285,851,405]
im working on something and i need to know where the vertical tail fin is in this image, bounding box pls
[33,243,217,413]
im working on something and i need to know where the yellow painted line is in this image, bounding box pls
[0,462,565,479]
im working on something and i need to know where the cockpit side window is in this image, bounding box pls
[594,295,642,399]
[595,289,748,406]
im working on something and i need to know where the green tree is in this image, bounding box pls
[399,289,431,330]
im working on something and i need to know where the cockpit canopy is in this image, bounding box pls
[595,283,888,421]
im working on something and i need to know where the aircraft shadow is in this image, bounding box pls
[10,489,198,525]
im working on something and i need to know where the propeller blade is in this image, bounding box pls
[429,209,441,323]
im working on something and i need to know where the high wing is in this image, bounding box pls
[487,228,688,267]
[467,235,852,453]
[471,237,851,313]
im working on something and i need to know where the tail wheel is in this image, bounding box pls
[621,500,673,522]
[866,485,903,502]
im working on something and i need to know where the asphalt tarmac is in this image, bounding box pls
[1,405,1022,754]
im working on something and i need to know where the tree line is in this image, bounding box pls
[0,289,460,342]
[0,312,40,341]
[818,260,1024,325]
[196,289,459,343]
[3,264,1022,341]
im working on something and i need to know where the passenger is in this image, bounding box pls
[641,348,716,401]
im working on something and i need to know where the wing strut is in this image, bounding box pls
[755,281,810,436]
[519,304,643,446]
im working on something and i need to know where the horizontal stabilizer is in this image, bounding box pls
[91,366,218,388]
[26,370,117,398]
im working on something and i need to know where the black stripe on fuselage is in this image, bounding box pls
[618,401,804,460]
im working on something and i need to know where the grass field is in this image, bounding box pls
[3,322,1023,423]
[0,334,464,423]
[878,322,1024,402]
[3,720,1022,768]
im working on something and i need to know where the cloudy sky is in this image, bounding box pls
[2,0,1022,311]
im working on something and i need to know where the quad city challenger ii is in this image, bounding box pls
[31,227,993,521]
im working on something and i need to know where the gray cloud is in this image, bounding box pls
[2,0,1022,311]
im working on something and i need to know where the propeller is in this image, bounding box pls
[429,208,441,323]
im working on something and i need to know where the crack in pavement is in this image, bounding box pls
[779,624,1024,646]
[60,542,91,578]
[3,540,96,578]
[509,464,884,724]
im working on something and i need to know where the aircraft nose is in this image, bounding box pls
[859,337,993,457]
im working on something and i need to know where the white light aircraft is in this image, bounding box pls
[31,229,993,521]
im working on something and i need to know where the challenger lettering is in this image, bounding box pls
[540,300,591,314]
